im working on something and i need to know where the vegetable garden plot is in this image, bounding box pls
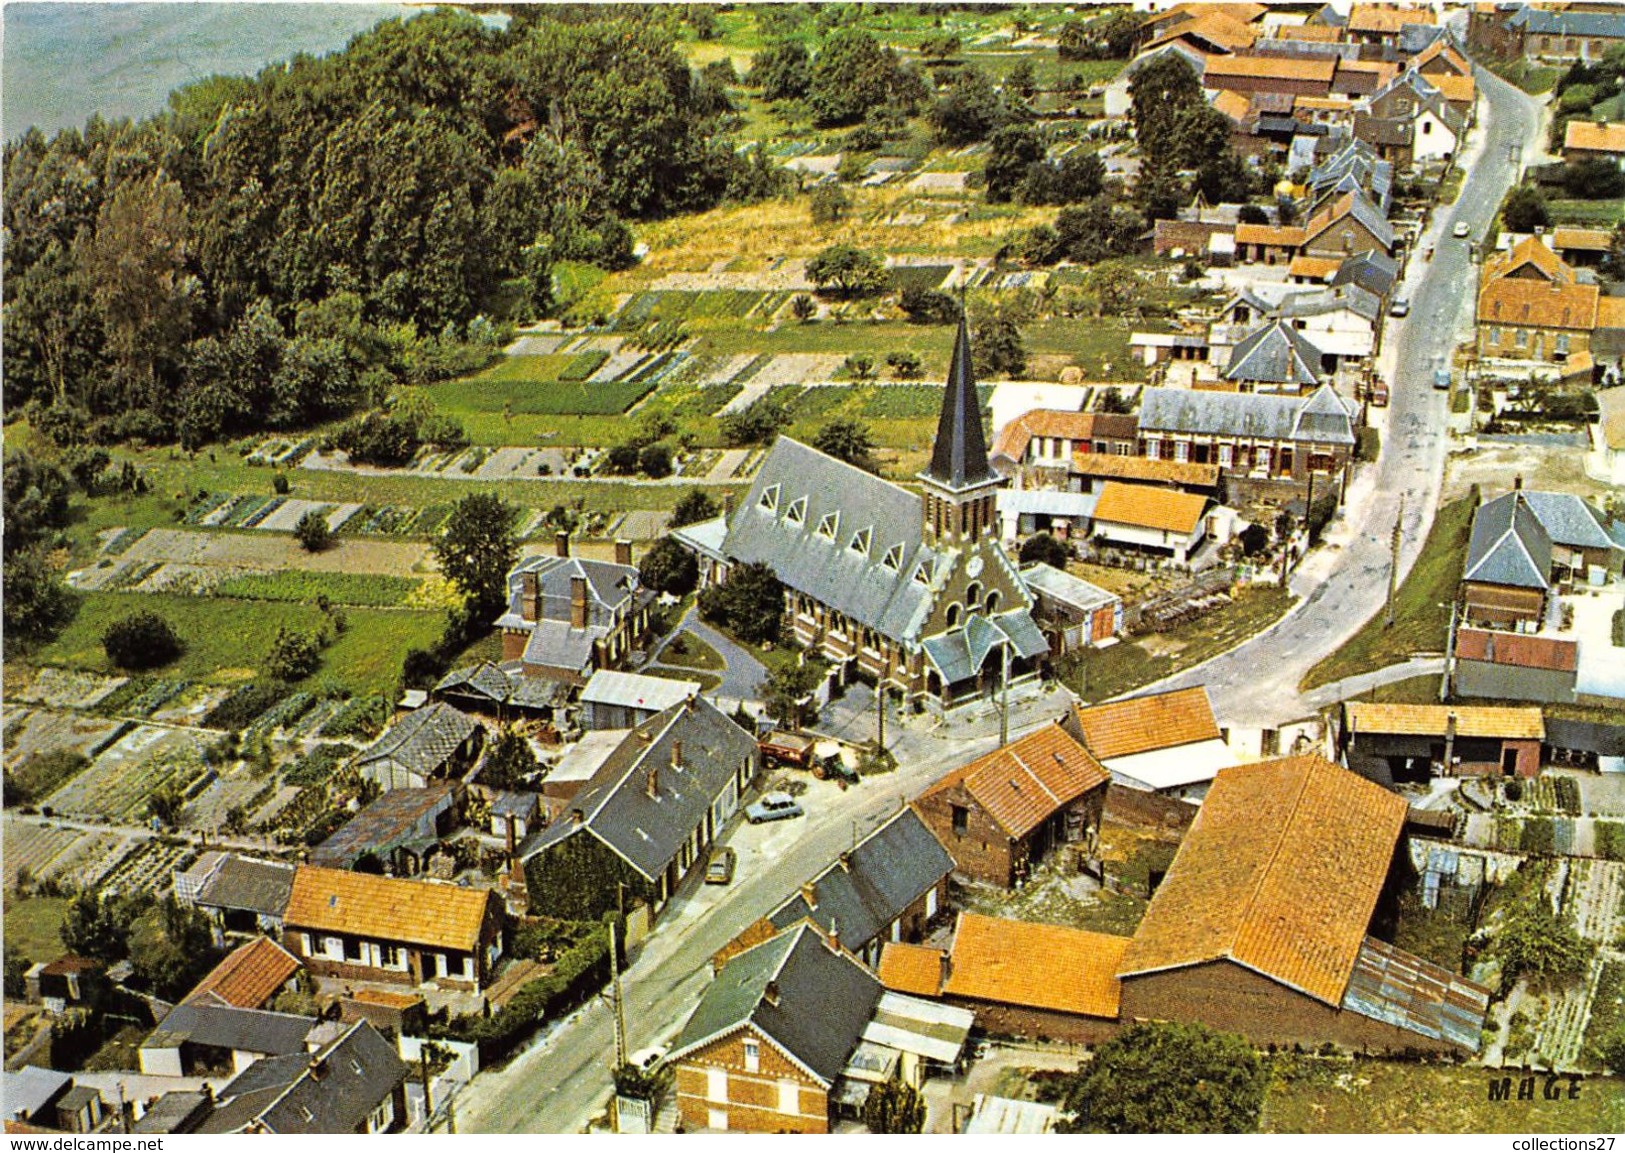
[101,840,196,898]
[7,668,128,710]
[213,571,421,607]
[183,761,275,833]
[1,708,129,771]
[245,437,317,467]
[887,264,953,293]
[47,726,212,823]
[149,683,237,727]
[4,823,84,887]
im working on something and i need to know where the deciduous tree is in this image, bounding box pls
[435,492,520,618]
[1060,1021,1266,1134]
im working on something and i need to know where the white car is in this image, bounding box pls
[1453,221,1471,239]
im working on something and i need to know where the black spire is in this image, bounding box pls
[925,312,993,490]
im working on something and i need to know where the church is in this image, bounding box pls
[674,318,1050,713]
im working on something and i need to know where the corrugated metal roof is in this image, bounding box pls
[1340,936,1489,1051]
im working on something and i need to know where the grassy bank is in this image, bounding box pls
[1301,491,1479,692]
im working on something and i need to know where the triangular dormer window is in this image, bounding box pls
[913,560,932,585]
[817,511,838,540]
[849,527,872,557]
[759,484,780,512]
[786,497,806,525]
[882,544,903,572]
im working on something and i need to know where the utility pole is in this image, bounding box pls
[1441,598,1458,702]
[999,641,1010,748]
[875,681,885,752]
[611,883,628,1071]
[1384,495,1405,628]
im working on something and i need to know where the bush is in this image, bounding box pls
[639,442,673,479]
[639,537,699,597]
[438,928,611,1063]
[1019,532,1071,569]
[294,509,331,552]
[266,626,324,682]
[102,611,184,670]
[1355,426,1381,462]
[272,472,290,495]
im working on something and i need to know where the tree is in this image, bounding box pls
[863,1080,925,1134]
[931,67,1006,146]
[790,293,817,323]
[720,395,792,446]
[266,626,323,682]
[1564,157,1625,199]
[639,442,673,479]
[3,451,72,555]
[973,315,1027,378]
[748,40,812,100]
[1007,58,1038,99]
[1021,150,1105,207]
[1019,532,1071,569]
[900,287,960,325]
[886,350,923,378]
[985,125,1046,204]
[810,183,851,225]
[638,537,699,597]
[435,492,520,618]
[919,34,962,63]
[813,418,877,472]
[294,509,332,552]
[807,244,887,299]
[1129,53,1205,158]
[102,611,184,670]
[765,659,825,732]
[670,488,719,528]
[128,898,219,1001]
[1502,184,1552,233]
[697,562,784,644]
[1084,262,1145,317]
[61,891,135,963]
[480,727,541,790]
[1054,197,1143,263]
[1601,1030,1625,1076]
[1061,1021,1266,1134]
[3,943,27,1000]
[1135,146,1187,225]
[1058,10,1140,61]
[3,545,77,644]
[807,29,916,127]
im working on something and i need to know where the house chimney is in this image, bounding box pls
[1443,710,1458,775]
[307,1055,328,1081]
[615,539,633,567]
[838,850,852,872]
[570,807,585,825]
[520,570,539,621]
[1514,474,1523,490]
[505,818,517,862]
[671,740,683,771]
[570,576,588,629]
[800,881,818,911]
[722,490,734,517]
[555,530,570,558]
[763,980,780,1007]
[827,919,840,954]
[647,763,660,799]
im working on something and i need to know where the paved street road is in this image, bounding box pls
[1149,67,1543,726]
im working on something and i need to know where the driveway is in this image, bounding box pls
[642,607,770,703]
[1145,68,1543,727]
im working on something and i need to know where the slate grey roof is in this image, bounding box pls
[194,855,296,918]
[200,1021,407,1135]
[671,515,729,561]
[1307,140,1393,211]
[495,553,643,631]
[520,619,598,674]
[1508,491,1617,553]
[144,1003,316,1057]
[1464,493,1552,589]
[1331,250,1399,298]
[434,661,514,704]
[1311,188,1396,251]
[1371,70,1465,136]
[2,1066,71,1122]
[766,809,953,950]
[1224,320,1324,387]
[667,923,882,1087]
[1278,284,1383,324]
[131,1091,212,1134]
[1511,8,1625,38]
[922,611,1049,686]
[519,697,756,882]
[353,701,477,778]
[1139,385,1354,446]
[1398,23,1447,55]
[310,784,455,868]
[926,315,996,490]
[724,437,938,646]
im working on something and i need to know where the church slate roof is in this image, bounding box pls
[925,316,997,490]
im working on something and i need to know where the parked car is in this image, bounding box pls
[746,792,805,824]
[704,846,736,885]
[1433,368,1452,391]
[1367,379,1390,407]
[1453,221,1471,239]
[1388,297,1410,318]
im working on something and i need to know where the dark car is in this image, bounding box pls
[745,792,804,824]
[704,846,736,885]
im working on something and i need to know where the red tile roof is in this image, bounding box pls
[1455,627,1578,673]
[1071,686,1222,760]
[914,723,1108,840]
[185,936,301,1010]
[945,912,1130,1019]
[877,942,946,997]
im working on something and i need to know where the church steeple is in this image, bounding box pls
[919,313,1001,547]
[925,313,994,491]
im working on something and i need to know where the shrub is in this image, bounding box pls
[1019,532,1071,569]
[272,472,290,495]
[639,443,673,479]
[102,611,184,670]
[266,627,324,682]
[294,509,331,552]
[639,538,699,597]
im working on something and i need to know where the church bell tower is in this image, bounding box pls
[919,314,1003,547]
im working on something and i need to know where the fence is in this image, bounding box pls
[1123,567,1238,633]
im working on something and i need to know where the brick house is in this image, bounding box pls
[1019,562,1123,655]
[1202,54,1337,98]
[1476,238,1599,368]
[281,867,504,991]
[1461,488,1622,630]
[495,536,655,685]
[1300,190,1395,258]
[939,912,1129,1045]
[1341,703,1546,783]
[1116,755,1490,1054]
[1089,481,1212,566]
[1065,685,1238,800]
[1564,120,1625,168]
[912,722,1108,887]
[669,924,882,1133]
[1507,7,1625,65]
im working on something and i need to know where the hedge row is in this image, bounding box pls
[437,926,611,1064]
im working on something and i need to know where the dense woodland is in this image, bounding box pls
[2,7,780,450]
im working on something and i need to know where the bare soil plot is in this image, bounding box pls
[149,683,236,728]
[101,839,195,899]
[1443,440,1615,504]
[4,822,84,887]
[505,334,570,356]
[118,527,432,577]
[6,668,127,710]
[615,510,673,540]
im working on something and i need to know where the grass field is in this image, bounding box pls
[1301,492,1478,691]
[1064,586,1297,704]
[1547,198,1625,227]
[213,572,422,607]
[1481,56,1561,95]
[1262,1056,1624,1134]
[30,592,443,696]
[4,897,70,964]
[659,632,725,672]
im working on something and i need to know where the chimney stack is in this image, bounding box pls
[827,919,840,954]
[763,980,780,1007]
[801,881,818,911]
[570,576,588,629]
[647,762,660,799]
[1514,474,1523,490]
[671,740,683,771]
[615,539,633,567]
[570,807,585,825]
[505,817,517,862]
[520,570,539,621]
[555,530,570,558]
